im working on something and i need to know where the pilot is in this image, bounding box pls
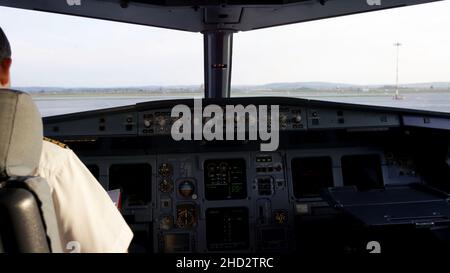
[0,27,133,253]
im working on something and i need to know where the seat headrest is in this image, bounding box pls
[0,89,43,179]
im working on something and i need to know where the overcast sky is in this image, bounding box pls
[0,1,449,88]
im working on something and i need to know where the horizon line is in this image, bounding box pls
[14,81,450,89]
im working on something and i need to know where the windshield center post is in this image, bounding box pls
[203,29,235,99]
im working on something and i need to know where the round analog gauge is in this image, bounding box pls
[160,215,173,230]
[155,115,167,127]
[279,114,288,128]
[158,163,173,177]
[293,114,302,123]
[274,210,288,225]
[178,180,195,198]
[144,119,152,128]
[159,179,173,193]
[176,205,196,228]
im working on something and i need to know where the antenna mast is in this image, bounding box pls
[394,42,402,99]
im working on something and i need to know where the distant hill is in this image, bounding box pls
[400,82,450,89]
[264,82,356,90]
[17,81,450,94]
[234,81,450,90]
[20,85,201,93]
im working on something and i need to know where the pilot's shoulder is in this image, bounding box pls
[39,138,74,171]
[43,137,69,149]
[42,138,73,159]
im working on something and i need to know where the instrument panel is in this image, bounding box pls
[152,151,293,253]
[206,207,250,251]
[204,159,247,200]
[78,145,425,253]
[138,106,308,137]
[43,97,404,138]
[42,97,450,253]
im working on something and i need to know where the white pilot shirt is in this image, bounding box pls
[35,140,134,253]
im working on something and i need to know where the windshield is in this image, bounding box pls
[0,1,449,116]
[232,0,450,113]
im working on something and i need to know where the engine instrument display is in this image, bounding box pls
[204,159,247,200]
[206,207,249,251]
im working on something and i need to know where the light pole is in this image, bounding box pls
[394,42,403,99]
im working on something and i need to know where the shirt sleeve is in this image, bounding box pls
[38,142,133,253]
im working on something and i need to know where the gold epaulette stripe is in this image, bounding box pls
[43,137,69,149]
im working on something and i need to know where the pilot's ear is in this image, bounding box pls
[0,58,12,86]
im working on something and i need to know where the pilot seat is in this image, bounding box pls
[0,89,62,253]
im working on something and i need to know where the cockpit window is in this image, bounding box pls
[0,6,203,116]
[1,1,449,115]
[231,1,450,113]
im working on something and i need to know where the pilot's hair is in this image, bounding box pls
[0,27,12,61]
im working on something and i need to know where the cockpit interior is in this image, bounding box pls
[0,0,449,255]
[43,97,450,253]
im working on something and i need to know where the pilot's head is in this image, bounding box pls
[0,27,12,89]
